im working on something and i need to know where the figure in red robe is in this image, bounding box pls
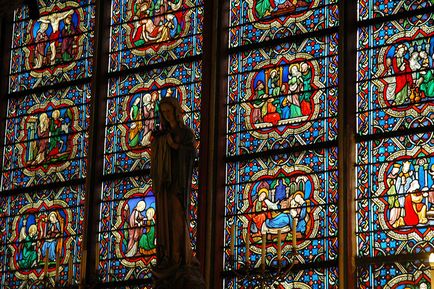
[392,44,413,105]
[263,98,281,125]
[251,188,271,237]
[403,180,428,226]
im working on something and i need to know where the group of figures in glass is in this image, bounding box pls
[28,9,80,69]
[14,208,66,273]
[384,158,434,228]
[250,61,315,127]
[128,0,184,47]
[120,196,157,258]
[242,168,319,254]
[253,0,313,18]
[24,107,73,167]
[383,40,434,106]
[17,212,64,269]
[127,88,177,148]
[249,177,310,238]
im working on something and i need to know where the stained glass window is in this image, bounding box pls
[98,177,155,282]
[98,0,204,284]
[0,186,86,287]
[356,2,434,287]
[109,0,203,71]
[3,84,91,190]
[1,0,95,286]
[224,0,339,288]
[224,149,339,288]
[9,0,95,92]
[104,61,202,174]
[227,34,338,156]
[4,0,434,287]
[228,0,339,47]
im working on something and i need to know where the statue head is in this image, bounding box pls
[159,97,185,129]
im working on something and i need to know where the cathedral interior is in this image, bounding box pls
[1,1,434,288]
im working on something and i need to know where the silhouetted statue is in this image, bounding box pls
[151,97,205,289]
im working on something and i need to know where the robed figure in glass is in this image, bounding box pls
[151,97,205,289]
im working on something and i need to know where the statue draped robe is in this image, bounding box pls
[151,126,205,289]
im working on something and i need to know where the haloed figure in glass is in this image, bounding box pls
[18,222,38,269]
[151,97,205,289]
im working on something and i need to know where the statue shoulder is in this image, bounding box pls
[178,126,195,141]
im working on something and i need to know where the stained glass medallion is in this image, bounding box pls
[2,85,91,191]
[228,0,339,47]
[98,171,199,283]
[357,134,434,258]
[9,0,95,92]
[109,0,203,71]
[0,186,85,287]
[104,61,201,174]
[224,148,338,288]
[227,34,338,156]
[98,177,156,283]
[357,13,434,135]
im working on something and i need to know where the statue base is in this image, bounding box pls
[152,263,206,289]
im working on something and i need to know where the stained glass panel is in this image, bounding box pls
[104,61,201,174]
[357,261,431,289]
[358,0,434,21]
[356,4,434,287]
[0,186,85,287]
[224,267,338,289]
[228,0,338,48]
[98,175,198,282]
[357,134,434,258]
[13,0,93,21]
[9,0,95,93]
[226,0,339,287]
[227,34,338,156]
[109,0,203,71]
[2,85,90,190]
[98,177,155,283]
[223,148,338,287]
[357,13,434,136]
